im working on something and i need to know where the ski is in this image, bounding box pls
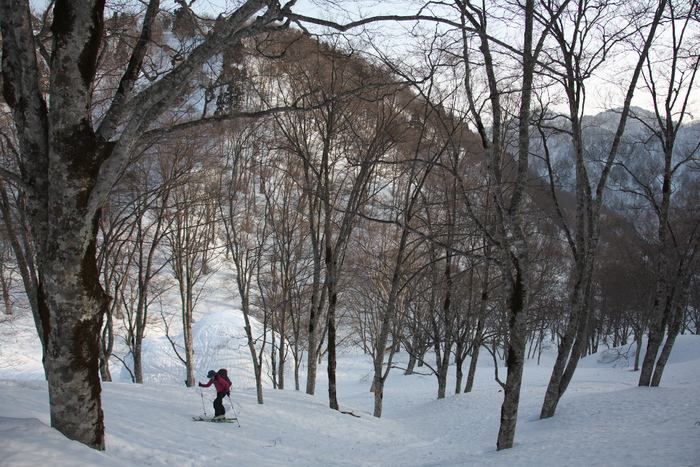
[192,416,238,423]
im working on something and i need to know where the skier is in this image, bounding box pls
[199,369,231,420]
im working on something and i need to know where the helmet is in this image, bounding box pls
[207,370,217,378]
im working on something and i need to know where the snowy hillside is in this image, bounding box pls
[1,308,699,466]
[0,307,282,390]
[121,309,284,388]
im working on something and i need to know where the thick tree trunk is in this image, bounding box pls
[1,0,110,448]
[43,299,107,448]
[496,260,530,451]
[42,226,110,449]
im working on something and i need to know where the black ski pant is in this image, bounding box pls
[214,391,226,417]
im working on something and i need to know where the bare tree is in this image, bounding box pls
[217,122,271,404]
[0,235,17,316]
[96,193,136,382]
[0,124,40,336]
[257,141,313,391]
[360,102,437,416]
[100,144,178,384]
[455,0,545,450]
[165,143,218,388]
[261,34,401,409]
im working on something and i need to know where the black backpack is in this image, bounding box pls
[217,368,232,386]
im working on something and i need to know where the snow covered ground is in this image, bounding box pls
[1,307,699,466]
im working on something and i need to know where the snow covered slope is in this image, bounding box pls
[1,321,698,466]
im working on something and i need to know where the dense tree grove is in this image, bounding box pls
[1,0,698,453]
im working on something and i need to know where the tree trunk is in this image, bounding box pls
[243,304,265,404]
[134,276,148,384]
[496,258,530,451]
[435,349,451,400]
[466,266,489,393]
[306,310,320,395]
[42,228,110,449]
[651,332,675,387]
[541,275,593,418]
[278,331,286,390]
[405,352,417,375]
[304,217,324,396]
[134,335,144,384]
[651,307,682,386]
[454,342,465,395]
[0,268,12,315]
[0,181,40,328]
[99,310,114,382]
[465,318,484,393]
[327,293,339,410]
[651,269,695,386]
[183,293,196,387]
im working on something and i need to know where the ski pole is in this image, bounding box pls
[200,386,207,417]
[227,394,241,427]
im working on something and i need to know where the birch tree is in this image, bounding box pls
[455,0,547,450]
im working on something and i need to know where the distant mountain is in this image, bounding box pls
[528,107,700,216]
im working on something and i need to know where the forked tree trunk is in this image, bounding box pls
[650,267,695,386]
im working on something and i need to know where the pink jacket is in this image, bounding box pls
[201,375,231,393]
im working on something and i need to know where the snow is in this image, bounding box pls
[119,309,278,388]
[1,309,699,466]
